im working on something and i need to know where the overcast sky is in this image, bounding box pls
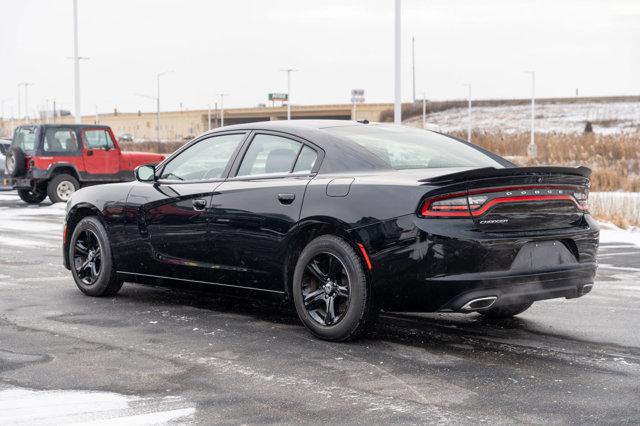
[2,0,638,116]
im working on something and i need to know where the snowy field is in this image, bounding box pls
[406,100,640,134]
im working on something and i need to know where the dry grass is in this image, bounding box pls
[452,131,640,192]
[589,193,640,228]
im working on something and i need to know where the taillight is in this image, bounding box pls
[420,185,589,218]
[573,190,589,212]
[420,193,475,217]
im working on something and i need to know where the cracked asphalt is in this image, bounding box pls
[0,191,639,424]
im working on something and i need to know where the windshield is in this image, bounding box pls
[326,125,504,170]
[12,127,39,154]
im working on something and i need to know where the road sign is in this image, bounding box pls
[351,89,365,104]
[268,93,288,101]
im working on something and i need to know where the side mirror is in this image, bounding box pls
[135,164,156,182]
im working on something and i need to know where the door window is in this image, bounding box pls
[160,133,245,181]
[43,128,79,153]
[237,134,302,176]
[293,145,318,173]
[83,129,115,150]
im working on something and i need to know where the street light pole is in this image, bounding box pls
[73,0,81,124]
[216,94,228,127]
[394,0,402,124]
[463,83,472,142]
[156,70,173,142]
[421,92,427,129]
[18,82,33,120]
[412,36,416,103]
[280,69,298,120]
[525,70,536,158]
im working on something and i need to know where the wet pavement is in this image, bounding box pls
[0,190,639,424]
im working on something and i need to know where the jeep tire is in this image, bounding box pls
[18,188,47,204]
[47,174,79,203]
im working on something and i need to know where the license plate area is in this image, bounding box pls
[511,241,578,272]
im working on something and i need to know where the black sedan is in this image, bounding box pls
[63,121,599,341]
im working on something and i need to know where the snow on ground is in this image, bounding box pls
[599,222,640,248]
[405,100,640,134]
[0,386,194,425]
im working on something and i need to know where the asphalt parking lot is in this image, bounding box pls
[0,190,639,424]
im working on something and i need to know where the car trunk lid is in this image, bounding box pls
[420,166,590,232]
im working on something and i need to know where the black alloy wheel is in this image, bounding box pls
[73,229,102,286]
[69,216,123,297]
[292,235,378,341]
[302,252,351,326]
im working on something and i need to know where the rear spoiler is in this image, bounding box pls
[420,166,591,184]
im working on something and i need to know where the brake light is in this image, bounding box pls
[420,185,589,218]
[573,190,589,212]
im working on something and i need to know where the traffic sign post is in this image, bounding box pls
[351,89,365,120]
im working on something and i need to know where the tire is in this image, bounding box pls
[292,235,378,341]
[68,216,123,297]
[47,174,79,203]
[479,301,533,319]
[18,188,47,204]
[6,147,26,177]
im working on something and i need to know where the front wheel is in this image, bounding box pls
[47,174,79,203]
[292,235,378,341]
[479,301,533,319]
[18,188,47,204]
[69,216,123,297]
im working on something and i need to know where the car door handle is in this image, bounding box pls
[277,193,295,205]
[192,198,207,211]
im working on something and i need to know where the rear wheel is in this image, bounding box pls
[479,301,533,319]
[47,174,79,203]
[18,188,47,204]
[69,216,123,297]
[293,235,378,341]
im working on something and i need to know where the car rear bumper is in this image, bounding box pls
[434,263,596,311]
[350,214,599,312]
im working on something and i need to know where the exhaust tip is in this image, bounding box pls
[461,296,498,311]
[581,283,593,296]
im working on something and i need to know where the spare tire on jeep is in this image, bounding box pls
[5,147,26,177]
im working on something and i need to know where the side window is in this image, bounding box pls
[83,129,115,150]
[293,146,318,173]
[160,133,244,181]
[12,127,38,153]
[44,128,79,153]
[237,134,301,176]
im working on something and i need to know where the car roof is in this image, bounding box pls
[204,120,391,173]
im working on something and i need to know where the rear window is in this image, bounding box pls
[326,125,503,170]
[12,127,38,154]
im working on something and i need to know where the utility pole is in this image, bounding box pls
[17,85,21,121]
[412,36,416,103]
[463,83,472,142]
[525,70,536,158]
[280,69,297,120]
[208,104,212,130]
[95,105,99,124]
[18,82,33,120]
[421,92,427,129]
[0,98,9,121]
[156,70,173,141]
[73,0,81,123]
[217,94,228,127]
[394,0,402,124]
[214,102,218,128]
[53,99,57,123]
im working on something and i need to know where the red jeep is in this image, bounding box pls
[5,124,165,204]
